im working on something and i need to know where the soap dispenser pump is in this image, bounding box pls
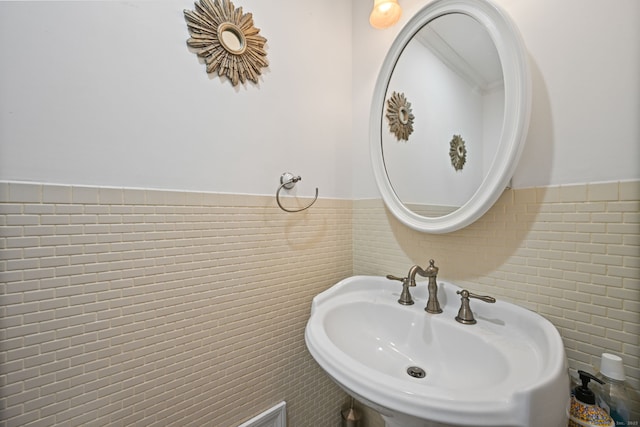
[569,370,614,427]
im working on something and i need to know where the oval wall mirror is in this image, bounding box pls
[370,0,531,233]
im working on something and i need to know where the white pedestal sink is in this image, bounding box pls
[305,276,570,427]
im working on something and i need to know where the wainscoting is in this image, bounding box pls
[0,182,352,426]
[1,180,638,425]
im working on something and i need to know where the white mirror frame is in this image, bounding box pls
[370,0,531,233]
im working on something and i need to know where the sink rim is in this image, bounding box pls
[305,275,569,426]
[320,298,520,394]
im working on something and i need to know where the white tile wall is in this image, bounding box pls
[1,180,638,426]
[0,182,352,427]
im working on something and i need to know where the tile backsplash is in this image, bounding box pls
[1,180,638,426]
[0,182,351,427]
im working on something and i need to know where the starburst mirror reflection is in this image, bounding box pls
[449,134,467,171]
[184,0,268,86]
[386,92,414,141]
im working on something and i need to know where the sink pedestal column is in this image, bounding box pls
[381,414,454,427]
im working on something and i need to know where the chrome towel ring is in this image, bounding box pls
[276,172,318,213]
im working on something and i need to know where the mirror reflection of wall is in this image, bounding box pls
[382,13,504,215]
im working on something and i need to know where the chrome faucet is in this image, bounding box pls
[386,259,442,313]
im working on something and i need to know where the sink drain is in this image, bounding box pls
[407,366,426,379]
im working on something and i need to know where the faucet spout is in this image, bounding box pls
[407,264,427,287]
[388,259,442,310]
[397,264,429,306]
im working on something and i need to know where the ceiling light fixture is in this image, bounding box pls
[369,0,402,29]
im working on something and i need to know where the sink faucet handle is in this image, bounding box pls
[386,274,415,306]
[464,290,496,304]
[386,274,410,284]
[455,289,496,325]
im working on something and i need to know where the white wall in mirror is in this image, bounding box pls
[382,19,504,210]
[385,40,484,208]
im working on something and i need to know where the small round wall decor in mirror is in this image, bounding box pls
[386,91,415,141]
[449,134,467,171]
[370,0,531,233]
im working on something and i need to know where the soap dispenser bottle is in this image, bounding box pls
[569,370,614,427]
[595,353,631,426]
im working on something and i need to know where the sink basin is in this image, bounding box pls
[305,276,569,427]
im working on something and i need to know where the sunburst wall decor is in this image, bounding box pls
[184,0,268,86]
[449,134,467,171]
[386,92,414,141]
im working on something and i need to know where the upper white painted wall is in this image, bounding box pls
[352,0,640,199]
[0,0,353,198]
[1,0,638,199]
